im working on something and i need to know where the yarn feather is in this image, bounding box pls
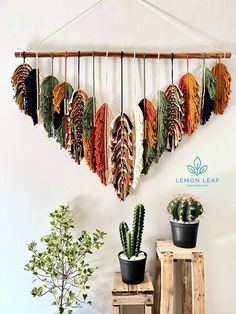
[24,69,38,125]
[129,105,144,188]
[212,62,231,114]
[11,63,32,112]
[67,90,87,164]
[165,84,185,151]
[83,97,96,172]
[138,99,157,174]
[40,76,59,137]
[179,73,200,136]
[153,91,168,162]
[111,113,133,201]
[196,67,216,125]
[53,82,73,148]
[94,103,113,185]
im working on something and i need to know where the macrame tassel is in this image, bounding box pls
[153,91,168,162]
[130,105,144,188]
[138,99,157,175]
[53,82,73,148]
[212,62,232,114]
[94,103,113,185]
[67,90,87,164]
[11,63,32,112]
[196,67,216,125]
[179,73,200,136]
[40,76,59,137]
[165,84,185,151]
[111,114,133,201]
[83,97,96,172]
[25,69,38,125]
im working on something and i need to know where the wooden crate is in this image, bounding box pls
[155,240,205,314]
[112,272,154,314]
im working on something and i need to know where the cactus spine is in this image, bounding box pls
[168,195,203,223]
[119,204,145,259]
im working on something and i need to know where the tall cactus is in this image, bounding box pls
[168,195,203,223]
[119,204,146,259]
[132,204,145,257]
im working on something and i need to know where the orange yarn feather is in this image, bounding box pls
[179,73,200,136]
[83,129,96,173]
[212,62,231,114]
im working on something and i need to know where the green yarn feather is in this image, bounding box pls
[40,76,59,137]
[83,96,95,139]
[155,91,168,163]
[204,68,216,100]
[143,141,156,174]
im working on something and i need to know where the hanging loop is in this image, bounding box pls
[23,51,26,63]
[77,50,80,90]
[51,53,54,77]
[92,51,95,97]
[121,51,124,114]
[143,53,146,100]
[171,53,174,84]
[186,53,189,73]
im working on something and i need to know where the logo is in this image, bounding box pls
[176,156,219,187]
[187,156,208,177]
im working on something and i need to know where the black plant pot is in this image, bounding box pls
[170,220,199,248]
[118,251,147,284]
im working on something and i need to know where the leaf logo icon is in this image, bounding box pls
[187,157,208,176]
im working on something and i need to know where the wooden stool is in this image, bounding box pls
[112,272,154,314]
[155,240,205,314]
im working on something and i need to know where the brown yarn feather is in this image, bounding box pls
[179,73,200,136]
[212,62,232,114]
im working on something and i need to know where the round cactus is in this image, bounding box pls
[167,195,203,223]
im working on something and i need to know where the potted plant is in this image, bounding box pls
[118,204,146,284]
[24,205,106,314]
[167,194,204,248]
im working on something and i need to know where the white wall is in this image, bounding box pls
[0,1,236,314]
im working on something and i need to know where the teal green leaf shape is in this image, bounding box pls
[187,156,208,176]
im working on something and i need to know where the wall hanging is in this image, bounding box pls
[11,50,232,200]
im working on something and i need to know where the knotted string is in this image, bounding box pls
[77,51,80,90]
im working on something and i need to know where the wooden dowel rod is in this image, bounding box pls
[14,51,232,59]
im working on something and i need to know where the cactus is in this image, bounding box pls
[167,195,203,223]
[126,231,132,259]
[119,204,145,259]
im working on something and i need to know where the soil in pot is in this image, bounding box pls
[170,220,199,248]
[118,251,147,284]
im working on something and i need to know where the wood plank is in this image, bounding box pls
[137,272,154,294]
[145,305,153,314]
[156,240,202,260]
[154,255,161,314]
[112,294,154,305]
[192,253,205,314]
[182,260,192,314]
[112,306,120,314]
[112,272,128,294]
[160,252,174,314]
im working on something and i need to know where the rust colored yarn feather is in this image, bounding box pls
[95,104,108,185]
[83,130,96,172]
[212,62,231,114]
[179,73,200,136]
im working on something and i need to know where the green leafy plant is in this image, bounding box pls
[167,195,203,223]
[119,204,145,259]
[24,205,106,314]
